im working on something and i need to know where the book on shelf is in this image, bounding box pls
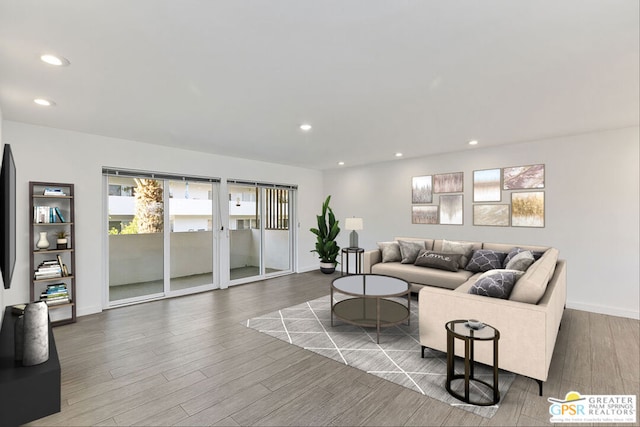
[54,207,66,222]
[34,206,66,223]
[44,298,70,306]
[34,260,63,279]
[43,187,66,196]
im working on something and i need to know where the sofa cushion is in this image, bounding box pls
[465,250,507,273]
[440,240,477,268]
[398,240,426,264]
[414,250,462,272]
[505,250,536,271]
[509,248,559,303]
[371,262,473,290]
[468,270,522,299]
[377,241,402,263]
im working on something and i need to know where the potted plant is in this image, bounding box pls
[310,195,341,273]
[55,231,69,249]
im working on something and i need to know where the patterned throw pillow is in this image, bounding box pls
[505,250,536,271]
[414,250,462,272]
[441,240,475,268]
[465,250,508,273]
[468,270,521,299]
[503,247,544,268]
[397,240,426,264]
[377,241,402,263]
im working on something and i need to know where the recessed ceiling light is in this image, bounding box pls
[40,54,70,66]
[468,140,479,145]
[337,161,345,166]
[395,152,403,158]
[300,124,312,131]
[34,98,56,107]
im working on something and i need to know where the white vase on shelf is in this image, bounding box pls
[36,232,50,250]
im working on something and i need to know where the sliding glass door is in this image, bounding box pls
[105,170,219,306]
[228,182,295,284]
[107,177,165,302]
[169,179,214,292]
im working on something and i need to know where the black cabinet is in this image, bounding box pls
[0,308,61,427]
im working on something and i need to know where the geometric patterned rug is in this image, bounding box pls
[245,294,515,418]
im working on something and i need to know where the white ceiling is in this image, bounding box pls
[0,1,638,170]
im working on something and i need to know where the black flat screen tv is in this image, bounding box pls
[0,144,16,289]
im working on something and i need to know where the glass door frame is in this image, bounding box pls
[228,182,296,287]
[102,169,221,309]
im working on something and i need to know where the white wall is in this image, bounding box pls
[324,127,640,319]
[3,120,324,316]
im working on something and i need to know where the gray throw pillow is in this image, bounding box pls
[503,247,545,267]
[377,241,402,263]
[441,240,475,268]
[505,250,535,272]
[465,250,507,273]
[397,240,426,264]
[414,250,462,272]
[468,270,521,299]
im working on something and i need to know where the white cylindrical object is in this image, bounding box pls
[22,302,49,366]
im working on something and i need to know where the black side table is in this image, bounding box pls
[445,319,500,406]
[341,247,364,275]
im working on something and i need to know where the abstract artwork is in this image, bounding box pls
[473,204,510,227]
[439,194,463,225]
[503,164,545,190]
[412,175,433,204]
[412,205,438,224]
[473,169,501,202]
[511,192,544,227]
[434,172,464,193]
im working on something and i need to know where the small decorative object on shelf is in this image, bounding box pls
[55,231,68,249]
[36,231,50,250]
[30,181,76,326]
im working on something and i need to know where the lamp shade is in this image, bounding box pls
[344,217,363,231]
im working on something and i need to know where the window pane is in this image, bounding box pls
[169,180,214,290]
[108,177,164,301]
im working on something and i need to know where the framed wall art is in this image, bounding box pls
[473,204,510,227]
[439,194,463,225]
[473,168,501,202]
[511,191,545,227]
[412,175,433,204]
[412,205,438,224]
[433,172,463,193]
[503,164,545,190]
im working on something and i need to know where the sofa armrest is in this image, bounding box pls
[363,250,381,274]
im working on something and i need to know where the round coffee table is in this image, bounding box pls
[331,274,410,343]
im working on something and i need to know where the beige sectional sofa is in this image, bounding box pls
[362,237,567,395]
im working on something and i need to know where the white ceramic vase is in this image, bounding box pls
[36,231,50,250]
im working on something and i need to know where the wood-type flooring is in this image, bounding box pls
[26,271,640,426]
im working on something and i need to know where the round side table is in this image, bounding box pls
[341,247,364,275]
[445,319,500,406]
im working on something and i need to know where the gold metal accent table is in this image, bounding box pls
[331,274,410,344]
[445,320,500,406]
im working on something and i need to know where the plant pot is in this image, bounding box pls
[56,238,67,250]
[320,262,336,274]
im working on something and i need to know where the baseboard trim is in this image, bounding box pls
[566,302,639,320]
